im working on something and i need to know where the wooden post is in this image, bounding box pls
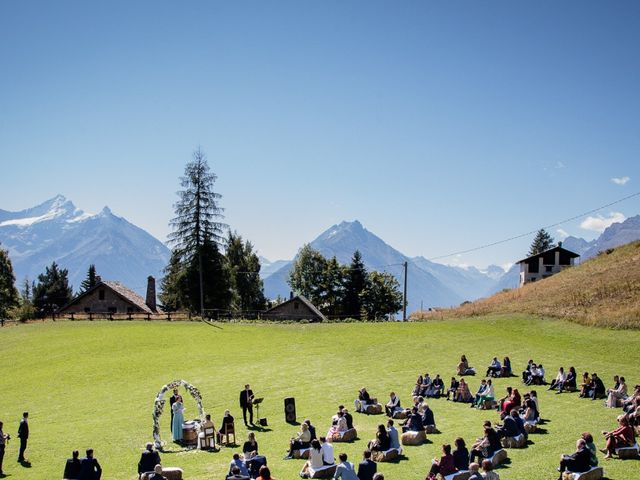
[89,312,93,321]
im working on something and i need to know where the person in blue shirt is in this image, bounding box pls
[334,453,358,480]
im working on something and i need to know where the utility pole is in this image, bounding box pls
[402,261,408,321]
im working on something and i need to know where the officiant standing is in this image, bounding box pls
[171,396,184,442]
[239,385,254,427]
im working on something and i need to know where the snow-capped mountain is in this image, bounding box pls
[0,195,170,296]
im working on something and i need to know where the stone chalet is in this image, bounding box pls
[516,243,579,287]
[262,294,326,322]
[59,276,159,314]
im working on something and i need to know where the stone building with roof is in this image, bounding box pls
[262,294,326,322]
[59,276,159,314]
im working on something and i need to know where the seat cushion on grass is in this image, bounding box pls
[569,466,604,480]
[372,447,402,462]
[294,448,310,459]
[332,428,357,442]
[392,409,407,420]
[444,471,471,480]
[488,449,508,467]
[142,467,184,480]
[481,400,497,410]
[616,443,639,459]
[524,422,537,434]
[364,403,383,415]
[424,425,439,434]
[501,434,526,448]
[308,464,337,479]
[401,430,426,446]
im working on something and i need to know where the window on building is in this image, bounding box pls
[294,302,299,310]
[84,307,91,313]
[99,289,105,300]
[127,307,134,313]
[108,307,117,313]
[545,266,553,273]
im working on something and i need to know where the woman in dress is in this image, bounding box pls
[368,424,390,452]
[171,395,184,442]
[299,439,323,478]
[243,432,258,460]
[427,444,457,479]
[606,376,628,408]
[326,410,348,439]
[454,378,473,403]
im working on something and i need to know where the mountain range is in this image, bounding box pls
[0,195,170,295]
[2,195,639,312]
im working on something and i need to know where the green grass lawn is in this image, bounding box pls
[1,315,638,480]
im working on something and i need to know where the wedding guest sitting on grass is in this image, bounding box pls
[333,453,358,480]
[421,403,436,429]
[453,437,469,471]
[476,379,495,409]
[227,465,250,480]
[457,355,476,376]
[432,375,445,397]
[522,360,535,384]
[500,357,512,377]
[368,424,390,453]
[581,432,598,467]
[356,388,373,412]
[481,459,500,480]
[385,392,401,417]
[548,367,566,392]
[356,450,377,480]
[498,387,512,412]
[468,462,482,480]
[229,453,250,478]
[327,411,348,440]
[607,376,628,408]
[454,379,473,403]
[579,372,591,398]
[319,437,335,465]
[387,420,400,450]
[446,377,460,401]
[256,465,275,480]
[557,438,590,480]
[588,373,606,400]
[286,422,311,459]
[501,388,521,417]
[469,422,501,465]
[138,443,161,479]
[473,380,489,408]
[427,444,456,480]
[600,415,635,459]
[300,439,323,479]
[530,364,545,385]
[486,358,502,378]
[243,432,258,460]
[148,464,167,480]
[401,407,423,433]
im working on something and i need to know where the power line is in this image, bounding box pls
[427,190,640,261]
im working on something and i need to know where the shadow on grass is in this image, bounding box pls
[248,425,273,433]
[384,454,410,464]
[496,458,512,469]
[19,461,32,468]
[533,427,549,434]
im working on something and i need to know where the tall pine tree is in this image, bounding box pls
[165,147,228,315]
[342,250,367,319]
[79,264,97,293]
[528,229,554,256]
[33,262,73,317]
[0,244,19,319]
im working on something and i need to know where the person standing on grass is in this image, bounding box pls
[239,384,254,427]
[169,389,178,433]
[0,421,8,476]
[78,449,102,480]
[17,412,28,463]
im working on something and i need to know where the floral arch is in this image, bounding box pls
[153,379,206,448]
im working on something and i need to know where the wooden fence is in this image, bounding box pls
[62,311,192,322]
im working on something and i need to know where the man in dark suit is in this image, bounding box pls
[138,442,161,478]
[169,389,178,432]
[356,450,377,480]
[78,448,102,480]
[341,407,353,430]
[63,450,81,480]
[17,412,28,463]
[0,421,8,475]
[557,439,591,479]
[239,384,254,426]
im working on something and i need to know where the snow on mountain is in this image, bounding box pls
[258,256,290,279]
[0,195,171,296]
[580,215,640,259]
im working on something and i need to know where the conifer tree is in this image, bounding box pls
[342,250,367,319]
[528,229,554,256]
[33,261,73,317]
[79,264,97,293]
[0,244,19,319]
[226,232,265,314]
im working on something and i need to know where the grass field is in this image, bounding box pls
[1,315,638,480]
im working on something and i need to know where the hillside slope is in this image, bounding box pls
[413,240,640,328]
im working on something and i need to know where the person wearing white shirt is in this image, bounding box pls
[385,392,401,417]
[549,367,566,391]
[386,420,400,450]
[319,437,335,465]
[486,358,502,377]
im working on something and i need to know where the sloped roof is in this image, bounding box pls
[59,280,156,313]
[264,294,327,321]
[516,245,580,264]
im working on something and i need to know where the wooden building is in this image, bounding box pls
[516,243,579,287]
[262,295,326,322]
[59,276,159,314]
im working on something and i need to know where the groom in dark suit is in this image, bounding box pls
[17,412,28,463]
[169,389,178,432]
[239,385,254,426]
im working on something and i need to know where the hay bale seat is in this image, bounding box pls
[401,429,427,446]
[488,449,508,467]
[308,464,337,479]
[331,428,357,442]
[616,443,640,459]
[372,447,402,462]
[364,403,383,415]
[481,400,497,410]
[424,425,439,434]
[392,409,407,420]
[501,434,526,449]
[293,448,310,459]
[444,471,471,480]
[141,467,183,480]
[568,466,604,480]
[524,422,537,434]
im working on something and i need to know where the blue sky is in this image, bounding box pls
[1,1,639,268]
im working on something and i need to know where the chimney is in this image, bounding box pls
[146,276,157,311]
[558,241,563,248]
[96,275,102,284]
[289,291,294,300]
